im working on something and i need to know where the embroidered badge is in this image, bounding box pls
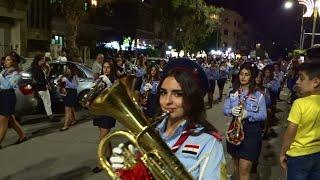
[182,144,200,155]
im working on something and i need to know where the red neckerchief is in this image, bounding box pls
[171,130,190,153]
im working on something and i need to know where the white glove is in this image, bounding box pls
[143,85,149,91]
[145,83,152,89]
[110,143,125,170]
[231,106,241,116]
[110,143,138,170]
[133,66,138,70]
[58,75,63,79]
[61,77,67,82]
[99,75,112,87]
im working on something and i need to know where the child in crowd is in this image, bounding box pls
[280,62,320,179]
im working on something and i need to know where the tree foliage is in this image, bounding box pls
[153,0,222,55]
[51,0,110,60]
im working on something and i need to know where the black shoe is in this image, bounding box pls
[14,136,28,145]
[92,166,103,173]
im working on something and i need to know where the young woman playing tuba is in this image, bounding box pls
[223,62,267,180]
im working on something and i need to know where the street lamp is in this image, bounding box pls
[91,0,98,7]
[284,1,294,9]
[285,1,306,49]
[298,0,320,47]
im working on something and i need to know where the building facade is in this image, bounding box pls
[219,9,243,51]
[0,0,29,57]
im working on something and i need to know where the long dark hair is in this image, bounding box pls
[156,69,218,133]
[5,52,20,70]
[66,63,77,81]
[100,60,116,83]
[231,62,258,95]
[31,54,44,70]
[146,65,160,82]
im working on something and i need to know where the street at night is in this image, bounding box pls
[1,0,320,180]
[0,83,291,179]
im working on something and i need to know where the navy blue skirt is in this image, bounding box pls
[0,89,16,116]
[227,119,263,162]
[63,89,77,107]
[134,77,143,91]
[93,116,116,129]
[143,93,158,118]
[208,79,216,93]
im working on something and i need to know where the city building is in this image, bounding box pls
[1,0,154,59]
[0,0,29,57]
[219,8,243,51]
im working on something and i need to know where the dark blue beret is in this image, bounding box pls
[162,58,209,93]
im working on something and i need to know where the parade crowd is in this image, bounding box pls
[0,45,319,180]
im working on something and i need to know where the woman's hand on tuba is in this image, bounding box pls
[110,143,139,170]
[231,106,241,116]
[231,105,248,119]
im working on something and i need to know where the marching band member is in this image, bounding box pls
[92,60,118,173]
[134,56,146,96]
[205,60,219,108]
[139,65,160,118]
[111,58,227,180]
[59,64,79,131]
[223,62,267,180]
[217,61,228,102]
[0,52,27,148]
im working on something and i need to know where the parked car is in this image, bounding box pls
[16,61,95,116]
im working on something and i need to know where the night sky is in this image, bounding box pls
[206,0,317,58]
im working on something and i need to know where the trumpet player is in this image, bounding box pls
[111,58,227,180]
[139,65,160,118]
[223,62,267,180]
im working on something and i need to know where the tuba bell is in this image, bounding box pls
[87,75,193,180]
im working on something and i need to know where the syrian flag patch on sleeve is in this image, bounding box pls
[182,144,200,155]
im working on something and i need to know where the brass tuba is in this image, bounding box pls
[87,76,193,180]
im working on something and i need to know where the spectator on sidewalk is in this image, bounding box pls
[280,62,320,179]
[0,52,27,148]
[92,54,104,80]
[57,49,68,62]
[31,54,57,122]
